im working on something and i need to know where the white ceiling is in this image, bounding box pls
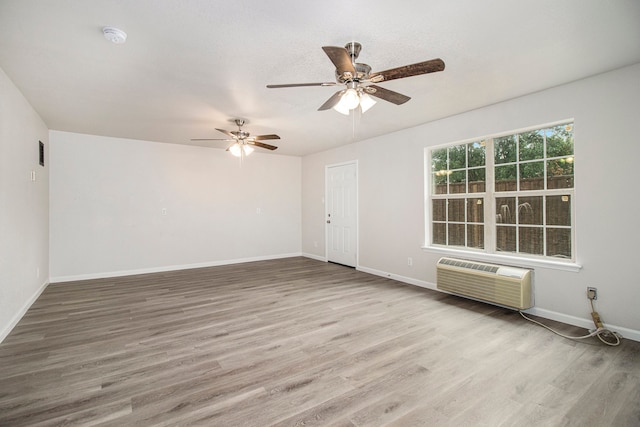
[1,0,639,156]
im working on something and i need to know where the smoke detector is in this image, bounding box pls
[103,27,127,44]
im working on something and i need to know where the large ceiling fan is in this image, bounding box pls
[191,119,280,157]
[267,42,445,115]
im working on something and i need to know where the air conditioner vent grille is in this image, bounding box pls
[438,258,500,273]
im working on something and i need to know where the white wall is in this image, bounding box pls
[50,132,301,280]
[0,67,49,342]
[302,63,640,340]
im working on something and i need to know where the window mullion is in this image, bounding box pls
[485,138,496,253]
[542,195,547,256]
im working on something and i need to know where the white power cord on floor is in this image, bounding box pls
[519,298,622,346]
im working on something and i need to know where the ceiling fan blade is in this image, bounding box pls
[369,58,445,82]
[215,128,235,137]
[249,141,278,150]
[364,85,411,105]
[267,82,337,88]
[317,90,345,111]
[322,46,356,77]
[253,134,280,141]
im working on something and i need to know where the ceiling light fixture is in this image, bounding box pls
[332,86,377,115]
[229,142,254,158]
[359,92,377,113]
[102,27,127,44]
[229,143,242,157]
[242,144,254,156]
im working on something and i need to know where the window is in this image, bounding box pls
[428,122,575,262]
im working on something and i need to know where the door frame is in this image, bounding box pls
[325,160,358,267]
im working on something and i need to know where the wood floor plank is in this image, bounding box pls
[1,257,639,426]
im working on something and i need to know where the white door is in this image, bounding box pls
[326,162,357,267]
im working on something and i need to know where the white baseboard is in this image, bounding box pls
[357,265,436,290]
[50,253,303,283]
[0,279,49,344]
[357,265,640,343]
[301,252,326,262]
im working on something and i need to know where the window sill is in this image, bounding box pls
[421,245,582,272]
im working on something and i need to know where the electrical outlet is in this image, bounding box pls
[587,287,598,300]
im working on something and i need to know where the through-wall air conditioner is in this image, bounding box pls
[436,257,533,310]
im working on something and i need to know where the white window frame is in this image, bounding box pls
[423,120,581,272]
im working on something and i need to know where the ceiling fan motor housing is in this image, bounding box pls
[231,130,250,140]
[334,42,371,83]
[231,119,250,139]
[336,63,371,83]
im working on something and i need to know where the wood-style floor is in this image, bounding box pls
[1,257,638,426]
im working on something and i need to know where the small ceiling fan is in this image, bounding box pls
[267,42,445,114]
[191,119,280,156]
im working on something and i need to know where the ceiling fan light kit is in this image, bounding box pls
[332,87,377,115]
[228,142,254,157]
[267,41,445,115]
